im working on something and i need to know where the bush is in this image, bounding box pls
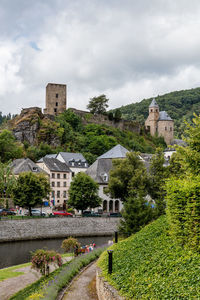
[31,249,62,275]
[166,175,200,251]
[61,237,80,254]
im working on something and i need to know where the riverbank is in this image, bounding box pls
[0,217,120,242]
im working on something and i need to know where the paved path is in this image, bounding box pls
[0,257,72,300]
[62,262,98,300]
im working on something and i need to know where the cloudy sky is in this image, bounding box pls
[1,0,200,115]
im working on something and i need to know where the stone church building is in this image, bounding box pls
[145,99,174,145]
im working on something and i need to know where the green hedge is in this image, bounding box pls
[98,216,200,299]
[166,176,200,251]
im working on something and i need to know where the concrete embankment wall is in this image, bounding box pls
[0,217,120,242]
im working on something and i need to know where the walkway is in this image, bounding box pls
[0,257,72,300]
[62,262,98,300]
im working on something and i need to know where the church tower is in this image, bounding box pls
[145,99,159,136]
[44,83,67,116]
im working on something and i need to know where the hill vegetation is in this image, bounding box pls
[0,109,166,164]
[113,87,200,138]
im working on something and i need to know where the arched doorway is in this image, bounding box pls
[109,200,113,212]
[115,200,119,212]
[103,200,107,212]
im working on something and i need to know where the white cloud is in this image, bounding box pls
[1,1,200,114]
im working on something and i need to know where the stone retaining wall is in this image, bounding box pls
[96,268,125,300]
[0,217,120,242]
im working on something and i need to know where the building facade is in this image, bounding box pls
[44,83,67,116]
[145,99,174,145]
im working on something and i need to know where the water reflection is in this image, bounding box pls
[0,236,112,269]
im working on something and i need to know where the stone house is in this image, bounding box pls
[11,158,47,176]
[43,83,67,116]
[86,144,129,213]
[37,157,71,207]
[145,99,174,145]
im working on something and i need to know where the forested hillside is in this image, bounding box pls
[114,87,200,137]
[0,109,166,164]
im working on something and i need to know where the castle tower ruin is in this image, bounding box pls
[44,83,67,116]
[145,99,159,136]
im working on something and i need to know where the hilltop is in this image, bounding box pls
[113,87,200,137]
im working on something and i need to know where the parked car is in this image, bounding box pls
[53,211,73,217]
[82,211,101,217]
[0,208,16,216]
[25,209,46,216]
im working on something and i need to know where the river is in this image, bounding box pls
[0,236,112,269]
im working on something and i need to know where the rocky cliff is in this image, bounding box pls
[12,107,60,146]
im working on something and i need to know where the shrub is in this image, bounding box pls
[61,237,80,253]
[31,249,62,275]
[166,175,200,251]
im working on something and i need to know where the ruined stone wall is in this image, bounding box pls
[0,217,120,242]
[44,83,66,115]
[70,108,141,133]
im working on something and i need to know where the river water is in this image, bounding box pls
[0,236,112,269]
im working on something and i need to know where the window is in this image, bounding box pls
[165,126,167,131]
[56,102,58,106]
[170,127,172,131]
[63,174,66,179]
[64,182,67,187]
[52,173,55,178]
[51,191,55,197]
[103,173,108,182]
[52,182,55,187]
[63,191,67,198]
[32,167,38,172]
[156,109,158,112]
[57,191,60,198]
[54,108,57,113]
[57,200,60,203]
[57,182,60,187]
[57,173,60,179]
[72,172,75,177]
[150,109,153,112]
[56,93,58,98]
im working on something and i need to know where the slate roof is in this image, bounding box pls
[159,111,173,121]
[149,99,159,107]
[42,157,71,172]
[11,158,47,175]
[98,144,129,159]
[86,158,113,184]
[37,154,57,163]
[58,152,86,163]
[171,139,187,146]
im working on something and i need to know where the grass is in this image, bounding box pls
[0,253,72,282]
[98,216,200,299]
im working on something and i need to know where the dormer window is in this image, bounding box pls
[32,167,38,172]
[103,173,108,182]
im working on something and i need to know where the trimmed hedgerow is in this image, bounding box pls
[98,216,200,299]
[166,176,200,251]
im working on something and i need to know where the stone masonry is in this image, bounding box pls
[44,83,67,115]
[0,217,120,242]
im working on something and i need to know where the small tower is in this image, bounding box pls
[145,99,159,136]
[44,83,67,116]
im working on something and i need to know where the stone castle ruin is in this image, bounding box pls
[43,83,67,115]
[145,99,174,145]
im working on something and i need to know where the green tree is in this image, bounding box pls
[87,94,109,114]
[13,172,50,215]
[108,152,149,203]
[0,161,16,205]
[68,172,101,214]
[114,109,122,121]
[0,130,23,163]
[149,148,169,216]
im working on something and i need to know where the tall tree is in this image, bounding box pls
[13,172,50,215]
[0,130,23,163]
[68,172,101,213]
[87,94,109,114]
[0,161,16,205]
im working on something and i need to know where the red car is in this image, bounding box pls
[53,211,73,217]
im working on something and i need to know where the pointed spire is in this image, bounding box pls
[149,98,158,108]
